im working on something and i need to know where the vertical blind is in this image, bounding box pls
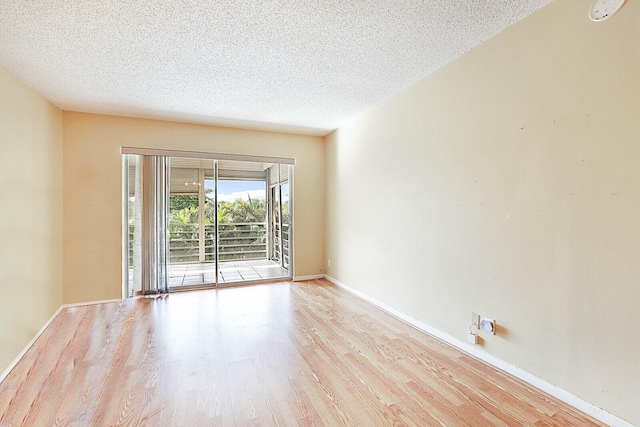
[128,154,170,295]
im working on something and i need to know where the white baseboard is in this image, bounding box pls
[324,275,633,427]
[293,274,323,281]
[0,305,63,384]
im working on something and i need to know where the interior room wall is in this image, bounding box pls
[324,1,639,424]
[0,66,64,375]
[63,112,325,304]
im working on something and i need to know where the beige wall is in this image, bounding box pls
[63,112,325,303]
[0,67,64,373]
[325,1,639,424]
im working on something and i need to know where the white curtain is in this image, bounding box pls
[127,154,169,295]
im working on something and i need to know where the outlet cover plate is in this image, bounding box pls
[471,312,479,331]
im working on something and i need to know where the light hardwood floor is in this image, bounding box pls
[0,280,603,426]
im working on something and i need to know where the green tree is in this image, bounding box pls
[216,198,265,224]
[169,194,199,212]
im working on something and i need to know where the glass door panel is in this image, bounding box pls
[167,157,214,288]
[268,164,290,271]
[125,154,142,297]
[281,181,290,270]
[269,184,281,265]
[217,159,273,284]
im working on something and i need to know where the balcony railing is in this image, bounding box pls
[272,223,290,269]
[129,222,268,264]
[171,222,267,263]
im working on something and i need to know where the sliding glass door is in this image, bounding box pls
[166,157,217,287]
[268,164,290,271]
[123,150,293,296]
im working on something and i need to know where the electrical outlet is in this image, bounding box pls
[327,259,331,267]
[468,312,479,345]
[471,312,479,333]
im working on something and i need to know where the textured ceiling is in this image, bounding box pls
[0,1,552,136]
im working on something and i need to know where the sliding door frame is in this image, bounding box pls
[122,148,295,297]
[122,147,294,166]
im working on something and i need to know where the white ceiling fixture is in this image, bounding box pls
[589,0,625,22]
[0,1,552,136]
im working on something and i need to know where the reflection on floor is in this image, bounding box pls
[168,259,290,287]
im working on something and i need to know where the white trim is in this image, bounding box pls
[324,275,634,427]
[121,146,295,165]
[0,305,63,384]
[293,274,323,281]
[62,298,122,309]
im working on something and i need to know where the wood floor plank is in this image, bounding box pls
[0,280,606,426]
